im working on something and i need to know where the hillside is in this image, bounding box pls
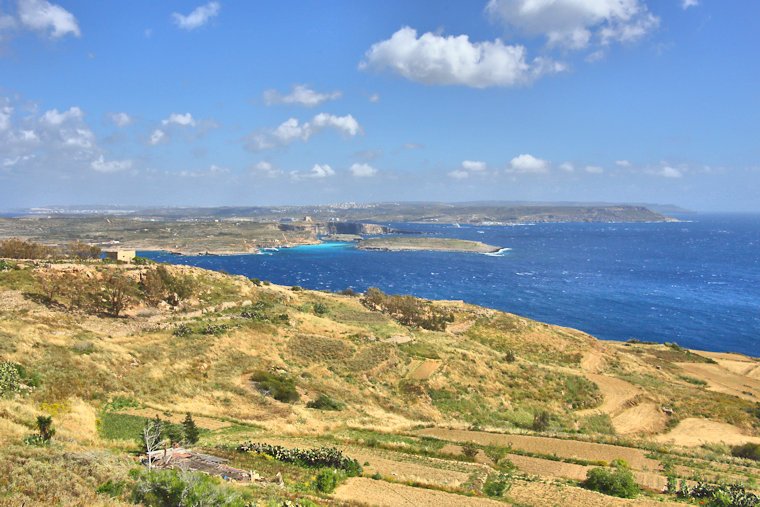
[0,259,758,506]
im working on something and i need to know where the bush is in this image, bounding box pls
[461,443,479,460]
[96,479,127,498]
[238,442,362,475]
[140,266,197,306]
[182,413,200,445]
[582,461,639,498]
[360,287,454,331]
[532,410,552,432]
[173,324,192,337]
[0,238,55,259]
[306,393,343,411]
[484,472,513,497]
[314,469,338,493]
[0,361,22,397]
[732,443,760,461]
[130,468,245,507]
[313,302,328,316]
[250,370,299,403]
[291,285,304,291]
[678,482,760,507]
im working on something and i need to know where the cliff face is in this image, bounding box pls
[327,222,391,235]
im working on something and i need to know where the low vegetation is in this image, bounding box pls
[582,460,639,498]
[237,442,362,475]
[361,287,454,331]
[250,370,300,403]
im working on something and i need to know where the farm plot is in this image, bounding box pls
[416,428,660,471]
[509,481,682,507]
[332,477,506,507]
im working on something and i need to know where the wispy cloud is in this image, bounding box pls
[264,85,342,107]
[172,1,220,30]
[246,113,361,151]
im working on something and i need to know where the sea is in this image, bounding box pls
[141,213,760,357]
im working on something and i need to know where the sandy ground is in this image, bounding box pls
[332,478,506,507]
[348,449,477,488]
[612,402,667,436]
[654,418,760,447]
[409,359,441,380]
[416,428,660,472]
[677,362,760,402]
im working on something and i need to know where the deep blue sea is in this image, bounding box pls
[142,214,760,356]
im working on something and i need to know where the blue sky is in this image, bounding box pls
[0,0,758,211]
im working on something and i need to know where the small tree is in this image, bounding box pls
[183,413,200,445]
[142,416,164,469]
[583,460,639,498]
[36,415,55,442]
[100,271,137,317]
[461,443,479,460]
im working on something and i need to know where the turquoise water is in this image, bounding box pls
[143,213,760,356]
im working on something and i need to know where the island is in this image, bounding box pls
[357,237,503,253]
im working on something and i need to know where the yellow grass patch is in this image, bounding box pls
[654,418,760,447]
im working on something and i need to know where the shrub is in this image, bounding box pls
[130,469,245,507]
[582,461,639,498]
[0,361,22,397]
[237,442,362,475]
[360,287,454,331]
[65,241,101,260]
[291,285,303,291]
[732,443,760,461]
[173,324,192,337]
[677,482,760,506]
[96,479,127,498]
[0,238,55,259]
[484,471,513,497]
[313,302,328,316]
[461,443,479,460]
[306,393,343,411]
[0,259,12,271]
[314,469,338,493]
[250,370,299,403]
[532,410,552,432]
[339,288,357,296]
[140,266,196,306]
[504,350,516,363]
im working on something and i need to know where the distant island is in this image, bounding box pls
[0,202,677,255]
[357,237,502,254]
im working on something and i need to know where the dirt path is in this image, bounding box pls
[654,418,760,447]
[416,428,660,472]
[332,477,506,507]
[578,374,645,418]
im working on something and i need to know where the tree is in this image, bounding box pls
[182,413,199,445]
[142,416,164,469]
[65,241,101,260]
[583,460,639,498]
[36,415,55,442]
[99,271,137,317]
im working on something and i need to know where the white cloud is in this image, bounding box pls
[350,163,377,177]
[485,0,658,50]
[3,154,34,168]
[462,160,487,172]
[17,0,80,38]
[585,165,604,174]
[403,142,423,150]
[62,127,94,148]
[509,153,549,174]
[681,0,699,9]
[657,166,683,178]
[149,129,166,145]
[311,113,360,136]
[559,162,575,172]
[162,112,196,127]
[615,159,631,167]
[369,93,380,103]
[110,112,132,127]
[246,113,362,151]
[40,106,83,126]
[179,164,230,178]
[91,155,132,173]
[264,85,342,107]
[172,1,220,30]
[360,26,564,88]
[448,169,470,180]
[291,163,335,180]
